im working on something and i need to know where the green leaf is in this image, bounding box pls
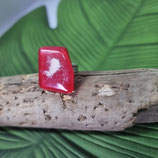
[0,0,158,157]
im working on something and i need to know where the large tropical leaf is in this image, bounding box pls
[0,0,158,157]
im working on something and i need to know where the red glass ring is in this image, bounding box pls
[39,47,74,94]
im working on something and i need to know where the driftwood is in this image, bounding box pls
[0,69,158,131]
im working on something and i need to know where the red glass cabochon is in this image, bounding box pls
[39,47,74,94]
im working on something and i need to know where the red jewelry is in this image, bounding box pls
[39,47,74,94]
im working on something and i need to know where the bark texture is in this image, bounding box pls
[0,69,158,131]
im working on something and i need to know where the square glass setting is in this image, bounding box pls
[39,47,74,94]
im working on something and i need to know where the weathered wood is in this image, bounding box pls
[135,105,158,123]
[0,69,158,131]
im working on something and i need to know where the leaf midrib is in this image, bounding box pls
[97,0,144,69]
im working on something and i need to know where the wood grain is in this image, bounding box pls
[0,69,158,131]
